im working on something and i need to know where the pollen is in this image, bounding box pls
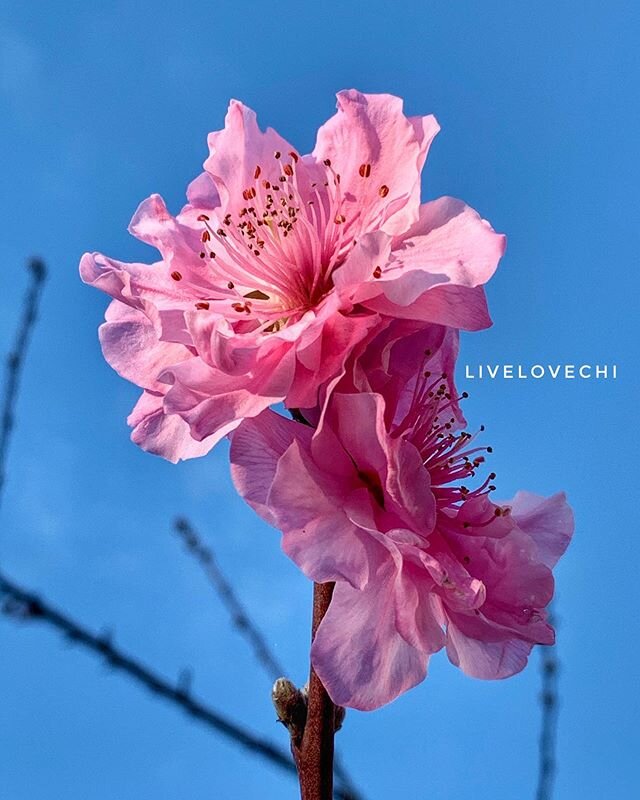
[394,360,498,517]
[191,146,390,329]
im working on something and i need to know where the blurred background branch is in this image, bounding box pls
[0,260,361,800]
[536,609,560,800]
[0,257,46,511]
[173,517,362,800]
[0,572,300,776]
[0,257,559,800]
[174,516,287,681]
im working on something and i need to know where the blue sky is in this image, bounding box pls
[1,1,638,798]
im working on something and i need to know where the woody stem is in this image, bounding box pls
[295,581,336,800]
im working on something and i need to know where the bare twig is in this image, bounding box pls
[174,517,286,680]
[0,574,298,771]
[0,261,360,798]
[0,257,46,510]
[0,572,360,799]
[536,610,560,800]
[173,518,363,800]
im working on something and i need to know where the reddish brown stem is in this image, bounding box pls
[294,581,336,800]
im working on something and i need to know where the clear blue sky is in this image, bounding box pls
[1,1,638,798]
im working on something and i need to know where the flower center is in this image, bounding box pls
[394,351,508,520]
[192,152,390,331]
[195,154,348,323]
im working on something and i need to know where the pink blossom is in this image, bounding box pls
[230,327,573,710]
[81,90,505,461]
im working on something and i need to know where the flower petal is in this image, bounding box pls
[161,344,296,443]
[352,197,504,330]
[445,619,536,679]
[80,251,184,318]
[311,567,428,710]
[127,391,217,463]
[509,490,575,569]
[230,410,308,525]
[204,100,297,212]
[99,302,191,392]
[365,283,493,330]
[282,513,385,591]
[269,439,346,525]
[394,562,446,654]
[313,89,439,237]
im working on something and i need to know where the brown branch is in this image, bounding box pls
[294,581,337,800]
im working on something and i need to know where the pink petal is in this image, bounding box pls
[313,90,439,237]
[311,567,428,710]
[230,410,308,526]
[204,100,297,213]
[486,530,555,610]
[365,283,493,330]
[286,300,381,409]
[281,512,385,591]
[318,392,390,478]
[99,302,191,392]
[161,345,296,443]
[332,230,393,296]
[394,562,446,654]
[185,171,220,208]
[127,391,217,463]
[392,197,505,295]
[80,251,184,317]
[353,197,505,330]
[234,416,387,590]
[385,437,436,533]
[269,440,347,525]
[445,619,536,679]
[510,490,575,569]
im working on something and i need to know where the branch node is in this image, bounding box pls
[272,677,308,747]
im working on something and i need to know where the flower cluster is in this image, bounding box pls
[82,90,573,710]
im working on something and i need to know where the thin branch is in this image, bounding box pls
[536,609,560,800]
[0,259,361,799]
[174,518,363,800]
[0,257,47,510]
[0,574,301,774]
[0,572,359,799]
[174,517,287,680]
